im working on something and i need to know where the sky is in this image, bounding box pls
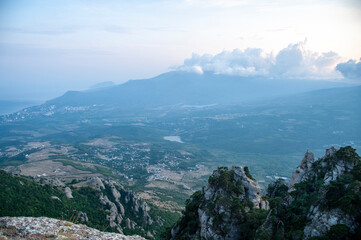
[0,0,360,101]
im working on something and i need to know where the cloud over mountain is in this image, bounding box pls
[178,41,345,80]
[336,58,361,80]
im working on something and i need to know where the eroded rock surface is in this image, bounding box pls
[0,217,145,240]
[171,146,361,240]
[64,186,73,199]
[171,166,269,240]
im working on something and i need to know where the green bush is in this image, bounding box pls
[244,166,255,180]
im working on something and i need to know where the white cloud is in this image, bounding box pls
[177,41,345,80]
[336,58,361,80]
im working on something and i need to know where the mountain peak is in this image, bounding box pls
[170,147,361,240]
[170,166,269,240]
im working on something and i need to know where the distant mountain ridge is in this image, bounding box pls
[46,71,352,109]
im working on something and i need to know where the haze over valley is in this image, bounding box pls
[0,0,360,239]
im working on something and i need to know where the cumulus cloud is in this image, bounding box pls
[177,41,345,80]
[179,48,272,76]
[336,58,361,80]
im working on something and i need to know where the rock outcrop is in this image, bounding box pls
[77,211,89,223]
[256,146,361,240]
[0,169,157,239]
[170,146,361,240]
[85,176,105,191]
[303,205,357,238]
[299,147,360,239]
[64,186,73,199]
[288,150,314,191]
[96,178,153,235]
[0,216,145,240]
[171,166,269,240]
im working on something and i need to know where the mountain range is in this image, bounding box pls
[46,71,352,109]
[0,71,360,239]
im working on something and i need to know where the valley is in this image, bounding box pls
[0,72,360,239]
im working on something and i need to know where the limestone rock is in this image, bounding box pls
[171,166,269,240]
[0,217,145,240]
[78,211,89,223]
[117,202,125,216]
[112,185,121,202]
[97,178,154,234]
[86,176,105,191]
[289,150,314,191]
[50,196,61,201]
[64,187,73,199]
[172,147,360,240]
[125,218,137,230]
[146,231,154,239]
[303,206,357,239]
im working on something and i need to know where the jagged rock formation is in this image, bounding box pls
[170,146,361,240]
[289,150,314,191]
[170,166,269,240]
[0,169,157,239]
[85,176,106,191]
[77,211,89,222]
[0,216,145,240]
[80,177,154,236]
[299,147,360,239]
[256,146,361,240]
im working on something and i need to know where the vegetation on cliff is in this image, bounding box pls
[169,166,268,239]
[0,170,176,238]
[170,146,361,240]
[0,170,109,230]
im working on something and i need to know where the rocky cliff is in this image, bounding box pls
[170,146,361,240]
[170,166,269,240]
[0,216,145,240]
[96,177,153,235]
[256,146,360,240]
[0,171,156,238]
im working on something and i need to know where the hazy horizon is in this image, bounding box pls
[1,0,360,102]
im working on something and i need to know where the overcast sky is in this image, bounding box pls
[0,0,360,101]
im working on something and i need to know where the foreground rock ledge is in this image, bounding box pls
[0,217,145,240]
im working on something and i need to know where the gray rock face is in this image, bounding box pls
[303,205,357,239]
[146,231,154,238]
[86,176,105,191]
[232,166,269,210]
[321,147,357,185]
[97,178,153,234]
[0,217,145,240]
[122,190,153,226]
[171,166,269,240]
[111,185,121,202]
[50,196,61,201]
[289,147,360,239]
[172,147,360,240]
[289,150,314,191]
[118,202,125,216]
[125,218,137,230]
[325,146,338,157]
[290,147,359,190]
[78,211,89,222]
[100,193,123,233]
[64,187,73,199]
